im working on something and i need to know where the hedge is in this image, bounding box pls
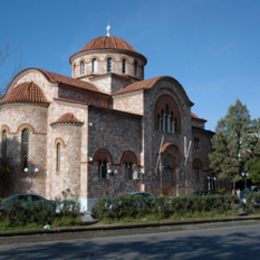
[91,194,237,220]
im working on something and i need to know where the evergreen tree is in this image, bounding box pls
[209,100,252,190]
[246,119,260,183]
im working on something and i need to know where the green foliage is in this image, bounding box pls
[209,100,257,183]
[1,199,80,227]
[156,195,236,218]
[91,195,155,220]
[91,194,237,221]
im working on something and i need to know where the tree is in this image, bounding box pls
[209,100,253,191]
[246,119,260,183]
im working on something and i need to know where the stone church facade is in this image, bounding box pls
[0,32,215,210]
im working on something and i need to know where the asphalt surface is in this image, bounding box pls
[0,220,260,259]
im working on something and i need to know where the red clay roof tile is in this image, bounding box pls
[1,81,49,106]
[81,36,136,52]
[52,113,83,126]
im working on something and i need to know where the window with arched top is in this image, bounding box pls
[21,128,29,169]
[122,59,126,74]
[93,148,113,179]
[56,143,61,172]
[80,61,85,75]
[107,58,112,73]
[154,95,181,134]
[120,151,138,180]
[134,60,138,77]
[1,130,7,161]
[92,58,97,74]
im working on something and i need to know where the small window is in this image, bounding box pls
[122,59,126,74]
[194,138,200,149]
[80,61,85,75]
[134,60,138,77]
[56,143,61,172]
[21,128,29,170]
[92,58,97,74]
[98,161,108,179]
[1,130,7,161]
[107,58,112,73]
[125,163,133,180]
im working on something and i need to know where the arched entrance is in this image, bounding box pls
[160,143,180,195]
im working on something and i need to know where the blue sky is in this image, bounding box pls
[1,0,259,130]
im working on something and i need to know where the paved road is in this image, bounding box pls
[0,222,260,259]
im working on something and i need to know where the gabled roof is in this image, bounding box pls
[114,76,194,106]
[8,67,109,96]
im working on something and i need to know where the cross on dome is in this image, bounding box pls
[106,24,111,37]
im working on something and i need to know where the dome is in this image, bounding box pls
[53,113,83,125]
[81,35,136,52]
[2,81,49,106]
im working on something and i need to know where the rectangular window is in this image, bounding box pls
[194,137,200,149]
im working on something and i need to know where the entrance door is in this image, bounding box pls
[162,166,175,195]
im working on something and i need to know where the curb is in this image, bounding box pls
[1,215,260,237]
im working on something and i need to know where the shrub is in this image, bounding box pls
[3,199,80,227]
[91,195,155,220]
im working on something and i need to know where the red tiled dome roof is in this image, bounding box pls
[2,81,49,106]
[81,36,136,52]
[53,113,83,125]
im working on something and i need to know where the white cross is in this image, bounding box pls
[106,24,111,37]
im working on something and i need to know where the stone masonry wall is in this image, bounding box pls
[87,106,142,200]
[0,103,48,195]
[142,79,193,196]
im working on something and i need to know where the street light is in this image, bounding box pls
[241,172,249,191]
[24,167,39,193]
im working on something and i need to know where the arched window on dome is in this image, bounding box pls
[134,60,138,77]
[107,58,112,73]
[80,61,85,75]
[1,130,7,162]
[122,59,126,74]
[56,143,61,172]
[21,128,29,169]
[92,58,97,74]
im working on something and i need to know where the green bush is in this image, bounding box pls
[91,195,155,220]
[2,199,80,227]
[92,194,237,221]
[156,194,236,218]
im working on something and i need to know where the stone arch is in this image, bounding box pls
[93,148,113,163]
[55,137,66,147]
[160,143,180,196]
[17,123,35,134]
[120,150,138,165]
[154,94,182,134]
[1,125,11,134]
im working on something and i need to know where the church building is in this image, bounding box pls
[0,28,215,210]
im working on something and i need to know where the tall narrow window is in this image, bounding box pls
[80,61,85,75]
[122,59,126,74]
[98,161,108,179]
[107,58,112,73]
[21,128,29,169]
[194,138,200,149]
[125,163,133,179]
[92,58,97,74]
[1,130,7,162]
[134,60,138,77]
[56,143,61,172]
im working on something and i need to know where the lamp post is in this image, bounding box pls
[107,168,118,196]
[24,167,39,193]
[241,172,249,191]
